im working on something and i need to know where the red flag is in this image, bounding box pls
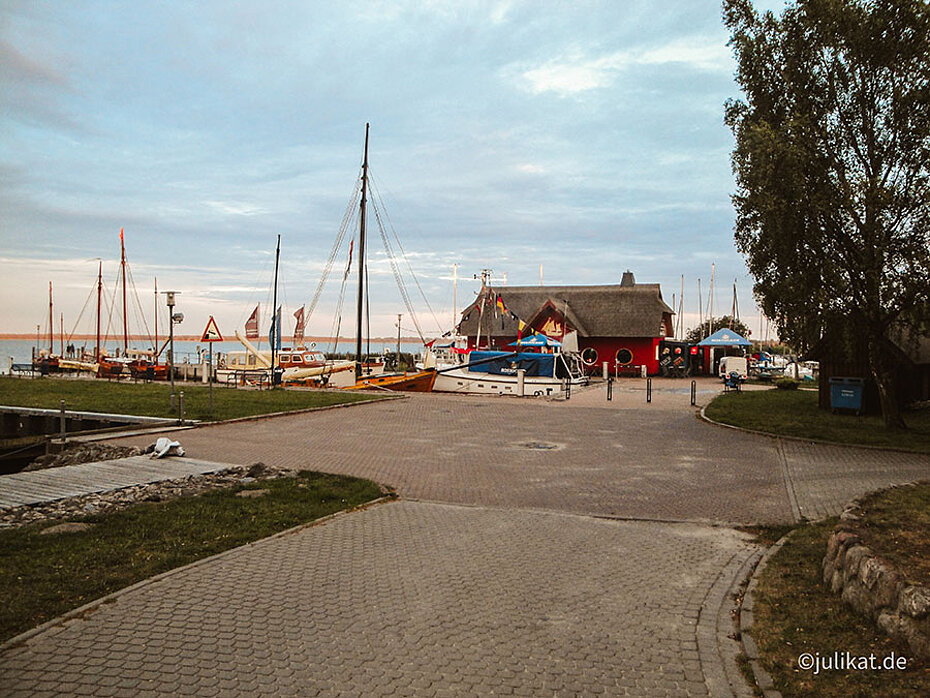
[293,306,305,343]
[245,305,260,339]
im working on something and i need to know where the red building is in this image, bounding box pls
[457,271,675,376]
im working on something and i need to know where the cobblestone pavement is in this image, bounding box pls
[3,390,929,696]
[112,392,793,525]
[778,439,930,522]
[0,501,757,697]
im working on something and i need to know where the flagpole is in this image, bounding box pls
[271,234,281,386]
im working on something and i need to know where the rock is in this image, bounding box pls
[236,489,269,498]
[899,586,930,620]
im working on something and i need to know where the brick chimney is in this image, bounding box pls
[620,270,635,287]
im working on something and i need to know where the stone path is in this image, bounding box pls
[2,388,929,697]
[0,456,230,509]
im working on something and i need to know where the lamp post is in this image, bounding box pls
[162,291,182,410]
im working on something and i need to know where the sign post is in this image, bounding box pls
[200,316,223,420]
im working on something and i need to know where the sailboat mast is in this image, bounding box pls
[120,228,128,354]
[48,281,53,354]
[95,261,102,360]
[271,234,281,375]
[355,123,370,381]
[154,277,158,360]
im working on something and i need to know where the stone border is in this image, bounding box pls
[0,494,396,653]
[822,483,930,661]
[739,533,791,698]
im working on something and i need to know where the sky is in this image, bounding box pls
[1,0,788,344]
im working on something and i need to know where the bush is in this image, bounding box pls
[774,377,801,390]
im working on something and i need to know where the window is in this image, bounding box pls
[581,347,599,365]
[616,348,633,365]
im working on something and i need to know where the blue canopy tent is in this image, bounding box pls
[508,334,562,348]
[697,328,751,347]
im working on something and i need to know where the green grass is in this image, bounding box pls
[0,376,383,422]
[856,485,930,587]
[0,471,384,643]
[705,388,930,453]
[750,519,929,697]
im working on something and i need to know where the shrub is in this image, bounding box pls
[774,377,801,390]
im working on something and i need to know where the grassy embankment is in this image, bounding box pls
[748,486,930,696]
[0,376,383,423]
[705,387,930,453]
[0,471,385,643]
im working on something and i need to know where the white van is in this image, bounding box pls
[718,356,748,380]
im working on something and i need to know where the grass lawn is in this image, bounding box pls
[0,376,383,422]
[855,484,930,587]
[749,517,929,697]
[705,388,930,453]
[0,471,384,643]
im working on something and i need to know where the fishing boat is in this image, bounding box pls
[431,333,587,396]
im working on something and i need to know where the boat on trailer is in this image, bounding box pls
[432,348,587,396]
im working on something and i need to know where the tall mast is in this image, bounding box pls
[271,234,281,375]
[154,277,158,359]
[60,313,64,356]
[452,263,458,332]
[120,228,128,353]
[95,261,102,360]
[48,281,53,354]
[355,123,370,380]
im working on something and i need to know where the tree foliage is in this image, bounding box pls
[685,315,752,344]
[724,0,930,428]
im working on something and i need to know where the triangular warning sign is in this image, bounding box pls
[201,316,223,342]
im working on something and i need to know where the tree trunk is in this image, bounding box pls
[867,334,907,430]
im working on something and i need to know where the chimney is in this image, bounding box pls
[620,270,635,287]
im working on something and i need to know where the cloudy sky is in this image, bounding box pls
[1,0,786,343]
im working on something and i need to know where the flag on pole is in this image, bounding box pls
[293,306,305,345]
[496,294,507,313]
[245,305,260,339]
[268,306,282,351]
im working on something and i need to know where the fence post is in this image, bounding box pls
[607,377,613,402]
[179,391,185,426]
[59,399,66,443]
[646,377,652,404]
[690,380,696,406]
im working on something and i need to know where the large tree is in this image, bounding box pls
[685,315,752,344]
[724,0,930,428]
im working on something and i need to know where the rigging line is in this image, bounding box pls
[371,198,425,342]
[304,181,361,328]
[124,262,153,343]
[369,173,444,335]
[328,237,355,355]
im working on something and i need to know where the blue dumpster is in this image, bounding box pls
[829,377,864,414]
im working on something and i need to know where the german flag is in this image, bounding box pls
[496,294,507,312]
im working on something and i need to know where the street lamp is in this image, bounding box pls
[162,291,182,409]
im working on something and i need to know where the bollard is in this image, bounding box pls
[690,380,697,406]
[59,399,66,443]
[517,368,525,397]
[646,377,652,404]
[565,379,571,400]
[607,377,613,402]
[179,391,185,426]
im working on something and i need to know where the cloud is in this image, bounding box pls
[514,35,732,97]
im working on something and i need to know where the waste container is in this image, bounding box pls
[829,377,864,415]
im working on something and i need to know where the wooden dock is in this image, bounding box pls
[0,456,231,509]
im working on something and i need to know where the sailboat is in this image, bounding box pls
[344,124,436,393]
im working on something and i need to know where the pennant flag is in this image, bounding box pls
[496,294,507,313]
[293,306,305,344]
[245,305,260,339]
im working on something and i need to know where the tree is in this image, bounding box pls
[724,0,930,428]
[685,315,752,344]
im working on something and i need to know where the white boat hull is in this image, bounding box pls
[432,368,586,396]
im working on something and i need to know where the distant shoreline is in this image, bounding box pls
[0,333,424,344]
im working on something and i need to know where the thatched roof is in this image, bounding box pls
[458,274,674,339]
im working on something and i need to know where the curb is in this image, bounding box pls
[739,532,794,698]
[0,493,397,653]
